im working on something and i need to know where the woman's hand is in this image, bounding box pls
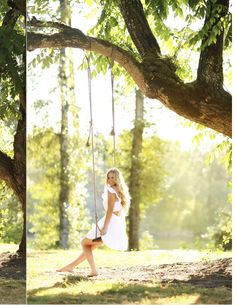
[100,227,107,236]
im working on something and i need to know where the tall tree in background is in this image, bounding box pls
[0,0,26,254]
[58,0,74,249]
[28,0,232,137]
[128,89,144,251]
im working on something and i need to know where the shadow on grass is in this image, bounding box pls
[0,278,26,304]
[159,267,232,289]
[181,272,232,288]
[0,252,26,304]
[28,278,232,304]
[0,252,26,280]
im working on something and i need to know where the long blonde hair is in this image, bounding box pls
[105,168,131,213]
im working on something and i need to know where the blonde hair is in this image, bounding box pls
[105,168,131,212]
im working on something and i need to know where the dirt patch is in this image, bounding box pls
[0,252,26,280]
[63,257,232,288]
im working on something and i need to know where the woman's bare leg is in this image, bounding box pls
[81,238,101,276]
[57,241,102,272]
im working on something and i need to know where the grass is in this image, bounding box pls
[0,278,26,304]
[27,248,232,304]
[0,243,26,304]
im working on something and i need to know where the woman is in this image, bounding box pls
[57,168,131,276]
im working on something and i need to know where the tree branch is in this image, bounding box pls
[27,19,150,94]
[27,19,232,137]
[118,0,161,57]
[0,101,26,201]
[197,0,229,88]
[0,148,25,204]
[0,150,14,187]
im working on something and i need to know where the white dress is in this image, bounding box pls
[86,185,128,251]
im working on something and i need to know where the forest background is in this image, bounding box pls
[0,0,232,254]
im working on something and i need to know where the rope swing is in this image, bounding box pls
[85,55,117,240]
[86,54,99,240]
[110,59,116,167]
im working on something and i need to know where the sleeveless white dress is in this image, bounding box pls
[86,185,128,251]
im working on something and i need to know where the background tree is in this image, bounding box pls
[28,124,91,249]
[128,89,145,251]
[141,141,231,249]
[0,0,26,254]
[58,0,71,249]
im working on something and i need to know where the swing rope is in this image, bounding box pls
[110,60,116,167]
[85,55,117,240]
[86,54,99,239]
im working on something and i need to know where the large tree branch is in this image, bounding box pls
[27,19,150,94]
[0,146,24,201]
[0,151,14,186]
[197,0,229,88]
[0,147,25,206]
[119,0,161,57]
[27,19,231,137]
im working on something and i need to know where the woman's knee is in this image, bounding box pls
[81,237,90,247]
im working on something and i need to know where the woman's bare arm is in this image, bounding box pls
[100,192,116,235]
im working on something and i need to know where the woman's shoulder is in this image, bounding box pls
[106,185,121,200]
[107,185,118,193]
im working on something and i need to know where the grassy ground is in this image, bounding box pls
[27,248,232,304]
[0,278,26,304]
[0,243,26,304]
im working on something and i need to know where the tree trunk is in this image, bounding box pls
[58,0,73,248]
[15,168,26,255]
[14,146,26,256]
[128,89,144,251]
[11,100,26,255]
[58,54,70,248]
[0,105,26,255]
[15,45,26,255]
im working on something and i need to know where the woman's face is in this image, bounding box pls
[107,172,117,186]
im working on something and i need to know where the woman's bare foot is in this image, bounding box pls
[88,270,98,277]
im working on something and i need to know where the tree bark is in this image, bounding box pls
[14,103,26,255]
[128,89,144,251]
[197,0,229,89]
[119,0,161,57]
